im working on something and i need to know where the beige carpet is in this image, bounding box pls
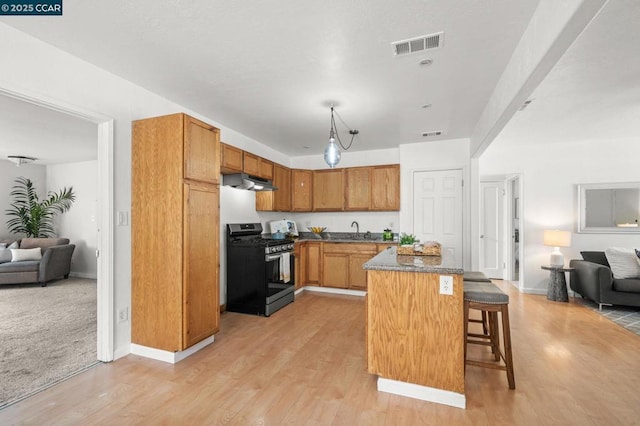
[0,278,98,408]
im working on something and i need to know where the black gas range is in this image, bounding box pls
[226,223,295,316]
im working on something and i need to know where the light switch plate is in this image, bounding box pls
[439,275,453,295]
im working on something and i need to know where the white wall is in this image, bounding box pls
[47,161,98,279]
[0,160,46,239]
[480,137,640,293]
[0,23,297,357]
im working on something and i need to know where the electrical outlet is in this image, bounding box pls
[118,307,129,323]
[439,275,453,295]
[389,222,394,229]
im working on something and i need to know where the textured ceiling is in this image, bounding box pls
[492,0,640,148]
[0,0,540,159]
[2,0,636,165]
[0,95,96,166]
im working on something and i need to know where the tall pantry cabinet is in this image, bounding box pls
[132,113,220,353]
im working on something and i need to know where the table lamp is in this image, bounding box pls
[543,230,572,267]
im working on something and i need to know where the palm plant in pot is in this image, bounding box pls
[6,176,75,237]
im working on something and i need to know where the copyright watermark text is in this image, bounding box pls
[0,0,62,15]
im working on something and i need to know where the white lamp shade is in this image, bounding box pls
[543,230,571,248]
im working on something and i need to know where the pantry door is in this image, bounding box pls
[413,169,463,265]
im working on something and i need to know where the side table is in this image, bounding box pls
[541,266,574,302]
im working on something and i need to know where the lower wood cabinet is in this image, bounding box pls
[321,243,376,290]
[297,242,321,288]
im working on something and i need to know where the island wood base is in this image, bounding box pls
[366,269,465,408]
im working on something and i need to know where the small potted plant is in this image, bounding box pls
[398,233,419,254]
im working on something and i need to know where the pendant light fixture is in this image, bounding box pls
[323,105,359,168]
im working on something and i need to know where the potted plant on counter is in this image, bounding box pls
[398,233,419,254]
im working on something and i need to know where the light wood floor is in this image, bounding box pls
[2,281,639,425]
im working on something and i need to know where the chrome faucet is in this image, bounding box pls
[351,221,360,238]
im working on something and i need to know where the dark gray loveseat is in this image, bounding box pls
[570,251,640,310]
[0,237,75,286]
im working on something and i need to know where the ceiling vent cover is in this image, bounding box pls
[422,131,443,137]
[392,32,444,56]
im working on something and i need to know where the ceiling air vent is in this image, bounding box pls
[422,131,443,137]
[392,32,444,56]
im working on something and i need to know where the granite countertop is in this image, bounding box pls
[295,232,396,244]
[363,246,463,274]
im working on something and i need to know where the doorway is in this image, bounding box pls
[0,86,115,362]
[479,180,504,279]
[506,176,522,283]
[479,174,522,284]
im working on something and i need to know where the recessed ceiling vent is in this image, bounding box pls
[392,32,444,56]
[422,131,443,137]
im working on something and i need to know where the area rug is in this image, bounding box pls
[0,278,98,409]
[577,298,640,337]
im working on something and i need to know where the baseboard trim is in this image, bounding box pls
[130,336,215,364]
[299,286,366,297]
[520,288,547,295]
[69,272,98,280]
[377,377,466,409]
[113,345,130,361]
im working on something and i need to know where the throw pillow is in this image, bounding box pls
[0,248,10,263]
[581,251,610,267]
[10,247,42,262]
[0,242,19,263]
[604,247,640,279]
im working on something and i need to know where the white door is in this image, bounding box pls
[479,180,504,279]
[413,170,463,265]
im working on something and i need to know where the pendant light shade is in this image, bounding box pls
[323,131,341,168]
[322,106,358,168]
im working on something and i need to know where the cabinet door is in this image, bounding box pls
[243,152,260,176]
[313,169,344,211]
[345,167,371,210]
[371,165,400,210]
[292,169,313,211]
[322,253,349,288]
[220,143,243,174]
[305,242,322,285]
[183,182,220,349]
[273,164,292,211]
[184,115,220,184]
[259,158,274,180]
[349,253,373,290]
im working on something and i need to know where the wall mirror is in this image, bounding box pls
[577,182,640,233]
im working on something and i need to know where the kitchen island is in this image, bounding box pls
[363,246,465,408]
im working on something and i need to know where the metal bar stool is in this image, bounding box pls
[463,281,515,389]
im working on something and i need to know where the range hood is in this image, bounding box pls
[222,173,277,191]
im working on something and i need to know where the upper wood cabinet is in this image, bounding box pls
[292,169,313,211]
[244,152,274,180]
[184,115,220,184]
[345,167,371,211]
[132,113,220,353]
[370,165,400,210]
[256,163,291,212]
[220,142,243,174]
[313,169,344,211]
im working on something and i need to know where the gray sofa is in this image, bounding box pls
[570,251,640,310]
[0,237,75,286]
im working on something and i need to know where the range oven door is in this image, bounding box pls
[265,251,295,311]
